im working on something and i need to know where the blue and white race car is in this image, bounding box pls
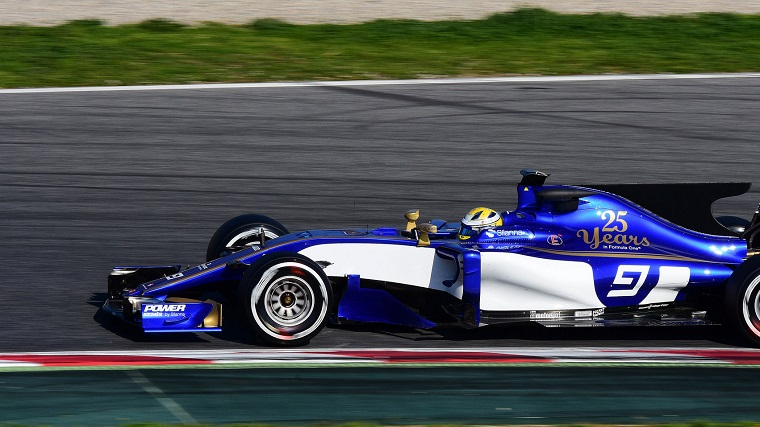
[102,170,760,346]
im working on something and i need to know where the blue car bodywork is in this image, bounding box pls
[102,170,760,346]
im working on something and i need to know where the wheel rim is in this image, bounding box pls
[263,276,313,326]
[742,275,760,337]
[251,261,329,341]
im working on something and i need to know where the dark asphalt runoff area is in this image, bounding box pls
[2,366,760,426]
[1,75,760,425]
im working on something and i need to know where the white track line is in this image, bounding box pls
[1,73,760,94]
[127,370,198,424]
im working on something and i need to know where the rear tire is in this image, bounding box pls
[206,214,289,261]
[724,255,760,347]
[238,253,332,346]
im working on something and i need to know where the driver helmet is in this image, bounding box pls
[458,207,503,240]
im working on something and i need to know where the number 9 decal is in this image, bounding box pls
[607,265,650,297]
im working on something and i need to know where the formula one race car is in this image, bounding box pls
[102,170,760,346]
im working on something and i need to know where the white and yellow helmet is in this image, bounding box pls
[458,207,503,240]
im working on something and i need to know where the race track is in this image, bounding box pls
[1,74,760,352]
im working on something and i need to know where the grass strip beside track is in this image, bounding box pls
[1,9,760,88]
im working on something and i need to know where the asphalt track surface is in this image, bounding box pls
[2,74,760,353]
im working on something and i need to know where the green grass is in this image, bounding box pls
[1,9,760,88]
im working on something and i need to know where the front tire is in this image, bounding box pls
[725,256,760,346]
[206,214,289,261]
[238,253,332,346]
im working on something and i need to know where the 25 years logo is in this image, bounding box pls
[576,210,650,250]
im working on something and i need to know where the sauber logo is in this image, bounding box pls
[144,304,186,312]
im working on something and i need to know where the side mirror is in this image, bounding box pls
[416,223,438,247]
[404,209,420,232]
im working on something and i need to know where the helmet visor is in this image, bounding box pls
[458,223,478,240]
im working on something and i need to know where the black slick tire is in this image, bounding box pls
[206,214,288,261]
[724,255,760,347]
[238,252,332,346]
